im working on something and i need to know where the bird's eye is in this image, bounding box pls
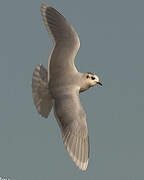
[91,77,95,80]
[86,75,89,78]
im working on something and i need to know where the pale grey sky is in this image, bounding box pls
[0,0,144,179]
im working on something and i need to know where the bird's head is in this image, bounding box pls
[85,72,102,87]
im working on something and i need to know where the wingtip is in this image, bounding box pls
[40,4,53,18]
[77,159,89,171]
[41,3,52,10]
[66,144,89,172]
[41,3,47,11]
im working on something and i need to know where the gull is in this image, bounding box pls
[32,4,102,171]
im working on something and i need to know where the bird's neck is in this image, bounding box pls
[80,85,91,93]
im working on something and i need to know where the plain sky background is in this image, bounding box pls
[0,0,144,179]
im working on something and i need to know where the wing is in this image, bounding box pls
[41,4,80,80]
[53,93,89,171]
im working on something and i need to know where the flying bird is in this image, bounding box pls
[32,4,102,171]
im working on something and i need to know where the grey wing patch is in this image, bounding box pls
[40,4,80,78]
[63,127,89,171]
[32,64,53,118]
[54,94,89,171]
[40,4,80,48]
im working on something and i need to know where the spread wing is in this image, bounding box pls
[41,4,80,81]
[53,93,89,171]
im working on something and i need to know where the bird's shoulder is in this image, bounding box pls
[49,72,83,97]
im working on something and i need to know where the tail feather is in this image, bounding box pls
[32,64,53,118]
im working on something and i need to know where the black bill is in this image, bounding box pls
[97,82,102,86]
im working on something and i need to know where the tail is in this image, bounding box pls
[32,64,53,118]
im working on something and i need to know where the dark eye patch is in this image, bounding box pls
[91,77,95,80]
[86,75,89,78]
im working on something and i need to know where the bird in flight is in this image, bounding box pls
[32,4,102,171]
